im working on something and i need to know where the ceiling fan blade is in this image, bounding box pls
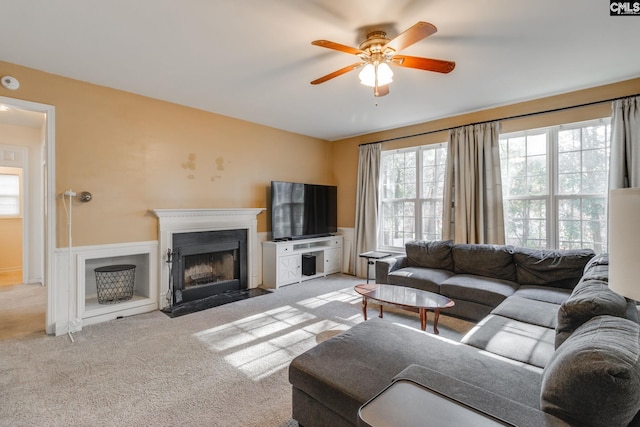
[385,21,437,52]
[393,55,456,74]
[311,63,362,85]
[374,85,389,97]
[311,40,364,56]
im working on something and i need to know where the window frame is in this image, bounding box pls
[0,167,23,219]
[499,117,610,251]
[378,142,447,252]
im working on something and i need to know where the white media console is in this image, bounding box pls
[262,235,343,288]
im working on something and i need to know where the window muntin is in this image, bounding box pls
[379,144,447,251]
[499,119,610,251]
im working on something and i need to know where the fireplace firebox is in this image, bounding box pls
[170,229,248,307]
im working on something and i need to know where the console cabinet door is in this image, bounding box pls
[324,247,341,274]
[278,254,301,285]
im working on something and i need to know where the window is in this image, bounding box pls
[499,119,610,252]
[379,143,447,251]
[0,167,22,217]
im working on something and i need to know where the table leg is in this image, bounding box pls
[361,296,368,321]
[419,308,427,331]
[379,304,383,318]
[433,309,441,335]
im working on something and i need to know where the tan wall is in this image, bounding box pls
[333,77,640,228]
[0,61,333,247]
[0,218,22,271]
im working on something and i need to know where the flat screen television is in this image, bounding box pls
[270,181,337,241]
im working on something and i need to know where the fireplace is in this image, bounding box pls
[152,208,265,314]
[171,229,247,306]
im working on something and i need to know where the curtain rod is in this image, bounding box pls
[358,93,640,146]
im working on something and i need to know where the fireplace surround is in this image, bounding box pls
[152,208,265,312]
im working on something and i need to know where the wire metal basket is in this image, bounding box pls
[94,264,136,304]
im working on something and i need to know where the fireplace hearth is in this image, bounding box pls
[161,287,271,318]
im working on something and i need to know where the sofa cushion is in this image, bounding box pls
[443,299,494,322]
[555,279,634,349]
[581,253,609,282]
[405,240,454,271]
[452,244,516,281]
[289,319,425,423]
[513,247,595,289]
[491,296,559,329]
[462,314,556,369]
[440,274,519,307]
[541,315,640,427]
[388,267,454,293]
[512,285,573,305]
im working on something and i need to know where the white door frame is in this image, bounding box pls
[0,96,56,334]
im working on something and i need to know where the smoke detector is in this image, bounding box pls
[1,76,20,90]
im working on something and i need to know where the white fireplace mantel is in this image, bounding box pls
[151,208,265,309]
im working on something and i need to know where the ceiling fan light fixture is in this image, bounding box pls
[358,63,393,87]
[310,21,454,97]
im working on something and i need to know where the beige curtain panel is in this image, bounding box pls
[354,143,381,278]
[610,95,640,190]
[443,122,505,244]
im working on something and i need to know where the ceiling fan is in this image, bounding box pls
[310,21,455,97]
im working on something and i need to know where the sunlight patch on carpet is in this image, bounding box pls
[296,287,360,309]
[223,319,343,381]
[194,305,316,351]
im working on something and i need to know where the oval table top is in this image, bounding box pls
[354,283,455,311]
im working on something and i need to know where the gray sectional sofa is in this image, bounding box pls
[289,241,640,427]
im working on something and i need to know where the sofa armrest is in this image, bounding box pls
[375,256,407,284]
[389,364,570,427]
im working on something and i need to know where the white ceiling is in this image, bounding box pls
[0,0,639,141]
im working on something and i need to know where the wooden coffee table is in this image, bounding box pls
[354,283,455,334]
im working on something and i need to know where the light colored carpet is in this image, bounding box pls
[0,274,474,427]
[0,282,46,340]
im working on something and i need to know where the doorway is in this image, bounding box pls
[0,96,55,337]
